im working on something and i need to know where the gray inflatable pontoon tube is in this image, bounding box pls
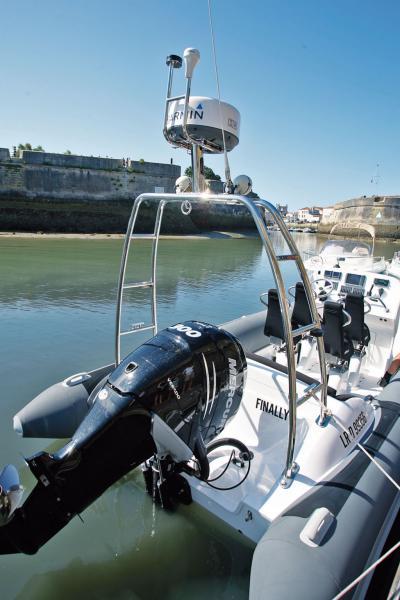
[13,364,114,439]
[249,373,400,600]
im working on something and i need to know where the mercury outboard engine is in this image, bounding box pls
[0,321,246,555]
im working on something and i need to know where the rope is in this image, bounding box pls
[207,0,232,189]
[355,438,400,491]
[331,540,400,600]
[332,414,400,492]
[330,412,400,599]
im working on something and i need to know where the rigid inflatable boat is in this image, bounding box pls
[0,48,399,599]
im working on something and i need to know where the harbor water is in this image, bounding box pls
[0,233,397,599]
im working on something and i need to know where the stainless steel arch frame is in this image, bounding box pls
[115,192,328,487]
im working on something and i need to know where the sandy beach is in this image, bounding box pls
[0,230,258,240]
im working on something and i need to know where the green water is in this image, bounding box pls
[0,234,396,599]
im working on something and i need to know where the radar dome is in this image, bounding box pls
[166,96,240,154]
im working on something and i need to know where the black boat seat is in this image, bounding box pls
[322,301,354,363]
[264,286,319,352]
[344,293,370,349]
[291,282,313,360]
[264,285,316,346]
[291,282,312,330]
[264,289,284,342]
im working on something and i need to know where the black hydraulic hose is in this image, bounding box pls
[205,437,253,491]
[207,437,253,459]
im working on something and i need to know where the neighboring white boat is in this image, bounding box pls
[387,249,400,278]
[0,47,399,600]
[305,223,387,274]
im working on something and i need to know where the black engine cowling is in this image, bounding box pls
[97,321,245,447]
[0,322,246,554]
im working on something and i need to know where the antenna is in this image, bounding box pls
[182,48,204,192]
[370,163,380,186]
[207,0,233,192]
[163,54,183,146]
[183,48,200,79]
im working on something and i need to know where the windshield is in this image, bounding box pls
[320,240,371,257]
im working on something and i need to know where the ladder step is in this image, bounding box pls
[297,382,322,405]
[276,254,299,261]
[123,281,153,289]
[292,323,319,337]
[120,325,155,337]
[130,234,157,240]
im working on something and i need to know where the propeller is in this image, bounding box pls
[0,465,23,525]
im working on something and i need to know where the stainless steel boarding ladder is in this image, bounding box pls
[115,193,329,488]
[115,197,165,365]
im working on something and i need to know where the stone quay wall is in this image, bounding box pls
[319,195,400,239]
[0,149,181,233]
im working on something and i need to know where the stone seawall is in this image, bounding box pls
[0,150,182,233]
[319,195,400,239]
[0,149,260,234]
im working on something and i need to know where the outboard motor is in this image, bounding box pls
[0,322,246,555]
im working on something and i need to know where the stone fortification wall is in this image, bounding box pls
[189,179,257,230]
[20,150,123,171]
[0,149,181,233]
[319,195,400,239]
[19,151,178,177]
[0,150,259,233]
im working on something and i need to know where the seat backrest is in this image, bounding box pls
[344,293,365,343]
[322,301,354,361]
[264,289,284,341]
[291,282,312,328]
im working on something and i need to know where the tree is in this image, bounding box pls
[17,143,45,152]
[185,165,221,181]
[64,150,72,155]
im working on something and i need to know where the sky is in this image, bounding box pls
[0,0,399,208]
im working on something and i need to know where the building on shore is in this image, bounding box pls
[294,206,323,223]
[276,203,288,218]
[285,210,297,223]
